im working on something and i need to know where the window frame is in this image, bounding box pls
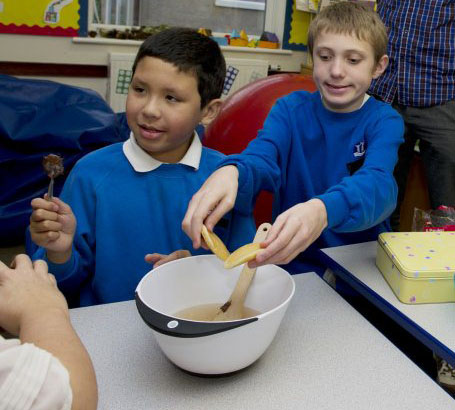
[214,0,265,11]
[87,0,286,45]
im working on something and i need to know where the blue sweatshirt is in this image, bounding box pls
[30,142,256,306]
[220,91,404,274]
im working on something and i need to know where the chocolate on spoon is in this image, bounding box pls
[42,154,64,200]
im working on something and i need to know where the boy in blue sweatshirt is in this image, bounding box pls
[183,3,404,275]
[28,28,255,306]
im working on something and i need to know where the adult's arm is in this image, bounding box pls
[0,256,97,410]
[19,310,97,410]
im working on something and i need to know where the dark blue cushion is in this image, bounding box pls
[0,75,129,246]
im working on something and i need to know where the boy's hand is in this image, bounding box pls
[30,196,76,263]
[249,199,328,268]
[145,250,191,268]
[182,165,239,249]
[0,254,68,336]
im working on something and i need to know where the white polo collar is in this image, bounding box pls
[321,93,370,111]
[123,131,202,172]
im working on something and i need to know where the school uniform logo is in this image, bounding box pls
[347,141,366,175]
[353,141,366,157]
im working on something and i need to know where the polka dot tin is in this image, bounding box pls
[376,232,455,304]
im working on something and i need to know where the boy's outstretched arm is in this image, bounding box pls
[182,165,239,249]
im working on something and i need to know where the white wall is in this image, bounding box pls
[0,33,308,104]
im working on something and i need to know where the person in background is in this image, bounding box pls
[369,0,455,393]
[369,0,455,231]
[27,28,255,307]
[0,254,97,410]
[183,2,404,277]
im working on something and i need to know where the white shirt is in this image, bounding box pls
[0,335,72,410]
[122,131,202,172]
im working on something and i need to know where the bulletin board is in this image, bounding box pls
[282,0,376,51]
[282,0,315,51]
[0,0,88,37]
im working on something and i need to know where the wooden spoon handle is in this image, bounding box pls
[213,223,271,320]
[252,222,272,246]
[229,222,271,303]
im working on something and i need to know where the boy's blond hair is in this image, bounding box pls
[307,2,388,64]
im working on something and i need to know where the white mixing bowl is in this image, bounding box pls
[135,255,295,375]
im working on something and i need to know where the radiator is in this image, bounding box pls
[108,53,135,113]
[222,57,269,96]
[108,53,269,113]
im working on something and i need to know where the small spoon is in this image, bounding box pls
[213,223,271,321]
[42,154,64,200]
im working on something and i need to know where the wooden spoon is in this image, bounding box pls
[201,224,230,261]
[213,223,271,321]
[224,242,262,269]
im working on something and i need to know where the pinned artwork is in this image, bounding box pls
[0,0,81,36]
[116,69,132,95]
[44,0,74,24]
[223,66,239,95]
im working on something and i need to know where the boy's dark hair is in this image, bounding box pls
[308,2,388,64]
[132,27,226,108]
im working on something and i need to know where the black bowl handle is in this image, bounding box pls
[135,293,258,338]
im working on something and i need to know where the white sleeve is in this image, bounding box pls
[0,336,72,410]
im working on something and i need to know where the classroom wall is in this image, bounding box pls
[0,33,307,104]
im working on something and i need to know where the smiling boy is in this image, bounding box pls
[312,30,388,113]
[28,28,255,306]
[183,3,404,276]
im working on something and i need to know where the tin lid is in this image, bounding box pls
[378,232,455,279]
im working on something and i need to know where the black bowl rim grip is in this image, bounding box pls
[135,293,258,338]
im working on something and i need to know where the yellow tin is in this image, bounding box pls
[376,232,455,304]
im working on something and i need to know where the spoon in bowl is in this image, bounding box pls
[213,223,271,321]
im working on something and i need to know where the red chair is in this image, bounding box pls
[203,74,317,226]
